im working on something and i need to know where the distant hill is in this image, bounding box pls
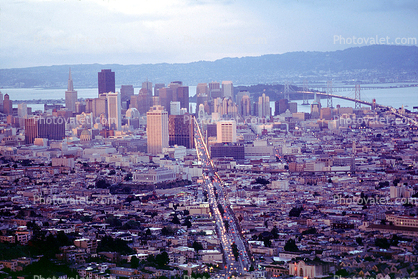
[1,45,417,88]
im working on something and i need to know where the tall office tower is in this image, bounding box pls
[169,81,182,102]
[196,83,209,95]
[24,116,65,144]
[310,92,321,119]
[222,81,233,101]
[170,101,181,116]
[176,86,189,111]
[65,68,78,113]
[3,94,12,115]
[236,90,249,109]
[257,93,270,118]
[133,88,152,114]
[142,81,153,97]
[107,92,121,130]
[75,102,85,114]
[98,69,115,97]
[217,120,236,143]
[147,105,169,155]
[18,103,27,118]
[275,99,289,116]
[196,93,208,113]
[209,81,221,99]
[158,87,173,114]
[240,94,251,117]
[86,98,107,118]
[0,91,3,112]
[154,83,165,96]
[120,85,134,102]
[169,114,194,149]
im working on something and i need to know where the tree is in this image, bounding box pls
[192,241,204,252]
[356,237,363,246]
[131,256,139,268]
[183,216,192,228]
[289,206,303,217]
[171,215,181,224]
[224,220,229,232]
[155,252,169,267]
[284,239,299,252]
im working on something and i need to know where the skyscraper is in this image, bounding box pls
[240,94,251,117]
[142,81,153,97]
[158,87,173,114]
[257,93,270,118]
[65,68,77,113]
[24,116,65,144]
[217,120,236,143]
[209,81,221,99]
[0,91,3,113]
[3,94,12,115]
[154,83,165,97]
[222,81,233,101]
[147,105,169,155]
[176,86,189,112]
[107,92,121,131]
[169,114,194,149]
[98,69,115,97]
[120,85,134,102]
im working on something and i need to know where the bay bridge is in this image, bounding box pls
[282,81,418,126]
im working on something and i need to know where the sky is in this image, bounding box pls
[1,0,417,69]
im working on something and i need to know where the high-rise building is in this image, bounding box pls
[24,116,65,144]
[18,103,27,118]
[147,105,169,155]
[120,85,134,102]
[131,88,151,115]
[209,82,221,99]
[98,69,115,97]
[65,68,77,113]
[142,81,153,97]
[222,81,233,101]
[154,83,165,96]
[169,114,194,149]
[170,101,181,116]
[107,92,121,130]
[217,120,236,143]
[158,87,174,114]
[196,83,208,95]
[86,98,107,119]
[236,90,249,109]
[176,86,189,112]
[3,94,12,115]
[0,91,4,113]
[240,94,251,117]
[257,93,270,118]
[275,99,288,116]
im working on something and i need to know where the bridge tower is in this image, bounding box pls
[354,84,361,109]
[302,79,309,105]
[326,80,333,108]
[284,81,290,101]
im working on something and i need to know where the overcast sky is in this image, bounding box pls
[1,0,417,68]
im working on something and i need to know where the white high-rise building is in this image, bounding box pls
[170,101,181,116]
[107,92,121,130]
[147,105,169,155]
[18,103,27,118]
[65,68,78,113]
[217,120,236,143]
[222,81,233,100]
